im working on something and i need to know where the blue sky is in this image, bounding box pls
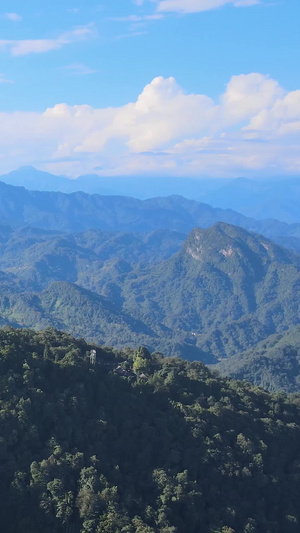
[0,0,299,178]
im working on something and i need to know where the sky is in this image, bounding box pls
[0,0,299,179]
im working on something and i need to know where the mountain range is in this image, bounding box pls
[1,179,300,391]
[2,166,300,223]
[2,179,300,252]
[1,217,300,378]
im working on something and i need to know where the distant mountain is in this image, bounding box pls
[0,166,230,198]
[2,167,300,224]
[217,325,300,393]
[0,167,73,192]
[2,222,300,372]
[120,223,300,360]
[0,225,193,356]
[202,176,300,223]
[2,180,300,246]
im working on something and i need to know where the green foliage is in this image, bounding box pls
[217,324,300,393]
[1,327,300,532]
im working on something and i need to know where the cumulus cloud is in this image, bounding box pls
[0,24,95,56]
[155,0,260,13]
[0,73,299,177]
[244,90,300,138]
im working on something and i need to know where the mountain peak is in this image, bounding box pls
[182,222,296,269]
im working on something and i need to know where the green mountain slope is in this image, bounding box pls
[1,327,300,532]
[217,325,300,393]
[2,222,300,371]
[121,223,300,359]
[0,225,185,290]
[0,281,161,346]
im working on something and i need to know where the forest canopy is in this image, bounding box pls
[1,327,300,532]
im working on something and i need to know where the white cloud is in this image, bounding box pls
[0,73,299,177]
[63,63,98,76]
[244,90,300,138]
[0,24,95,56]
[155,0,260,12]
[3,12,22,22]
[220,73,284,124]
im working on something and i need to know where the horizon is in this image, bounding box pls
[3,165,300,183]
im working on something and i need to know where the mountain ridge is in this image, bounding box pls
[2,166,300,223]
[1,222,300,375]
[2,179,300,247]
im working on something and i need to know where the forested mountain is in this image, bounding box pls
[118,223,300,360]
[217,325,300,393]
[2,180,300,247]
[1,327,300,533]
[0,225,185,290]
[2,168,300,224]
[2,181,300,390]
[1,222,300,383]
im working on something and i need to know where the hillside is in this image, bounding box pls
[0,225,185,291]
[1,223,300,376]
[121,223,300,360]
[1,327,300,533]
[217,325,300,393]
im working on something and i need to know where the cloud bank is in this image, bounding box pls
[0,73,299,177]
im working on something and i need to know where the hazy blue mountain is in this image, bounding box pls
[202,176,300,223]
[0,166,230,198]
[0,167,73,192]
[3,179,300,245]
[2,167,300,224]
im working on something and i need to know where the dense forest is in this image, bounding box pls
[1,327,300,532]
[217,325,300,393]
[2,222,300,362]
[1,221,300,391]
